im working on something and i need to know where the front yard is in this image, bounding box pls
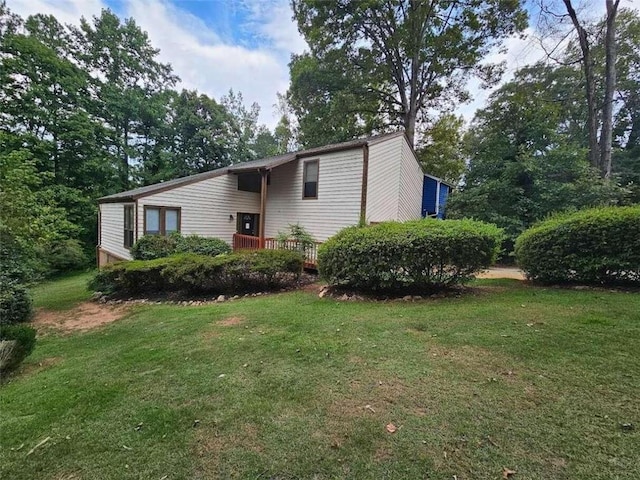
[1,275,638,479]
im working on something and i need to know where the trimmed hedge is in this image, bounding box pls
[0,324,36,375]
[90,250,304,296]
[174,235,231,257]
[318,219,503,292]
[515,206,640,285]
[130,234,180,260]
[130,234,230,260]
[0,279,33,325]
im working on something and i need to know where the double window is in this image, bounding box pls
[144,206,180,236]
[124,205,134,248]
[303,160,319,199]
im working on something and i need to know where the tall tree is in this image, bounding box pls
[291,0,527,146]
[415,114,466,184]
[542,0,622,176]
[448,64,626,255]
[75,9,178,188]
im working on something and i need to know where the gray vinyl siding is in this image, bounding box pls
[264,148,364,242]
[137,174,261,245]
[397,136,424,221]
[99,202,133,260]
[365,135,404,222]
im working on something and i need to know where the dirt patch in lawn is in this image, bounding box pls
[33,302,129,332]
[218,315,245,327]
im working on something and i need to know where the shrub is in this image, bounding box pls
[130,234,180,260]
[45,238,88,274]
[90,250,304,296]
[515,206,640,285]
[175,235,231,257]
[318,219,503,292]
[130,233,230,260]
[0,324,36,375]
[0,279,33,325]
[89,256,171,294]
[275,224,316,256]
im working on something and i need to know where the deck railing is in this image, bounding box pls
[232,233,262,250]
[232,233,320,269]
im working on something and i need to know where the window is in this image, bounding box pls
[303,160,319,199]
[144,206,181,236]
[124,205,134,248]
[237,172,269,193]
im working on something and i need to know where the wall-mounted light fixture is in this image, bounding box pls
[229,214,234,222]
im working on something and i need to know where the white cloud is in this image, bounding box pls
[8,0,104,25]
[122,0,290,127]
[242,0,308,55]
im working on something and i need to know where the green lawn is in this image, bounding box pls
[31,271,93,311]
[1,275,639,479]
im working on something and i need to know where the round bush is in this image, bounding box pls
[46,238,88,274]
[0,324,36,375]
[175,235,231,257]
[515,206,640,285]
[130,234,180,260]
[0,280,33,325]
[318,219,503,292]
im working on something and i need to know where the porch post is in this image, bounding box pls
[259,169,267,248]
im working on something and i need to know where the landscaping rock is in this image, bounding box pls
[216,295,226,302]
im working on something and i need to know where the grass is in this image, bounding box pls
[31,271,93,311]
[1,275,639,479]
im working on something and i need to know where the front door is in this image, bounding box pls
[237,213,259,236]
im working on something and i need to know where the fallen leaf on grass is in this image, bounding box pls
[386,423,397,434]
[502,467,517,478]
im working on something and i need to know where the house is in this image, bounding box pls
[422,174,453,219]
[97,131,426,267]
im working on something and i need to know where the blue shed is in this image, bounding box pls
[422,174,453,219]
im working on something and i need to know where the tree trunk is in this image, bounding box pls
[404,108,417,147]
[600,0,620,178]
[562,0,600,171]
[122,120,129,189]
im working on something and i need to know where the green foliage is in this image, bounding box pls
[174,235,231,257]
[91,250,304,296]
[44,238,89,275]
[0,324,36,375]
[130,234,230,260]
[415,114,466,184]
[0,279,33,325]
[448,64,629,259]
[89,256,170,294]
[515,206,640,285]
[275,224,316,257]
[130,234,180,260]
[318,219,503,292]
[290,0,526,146]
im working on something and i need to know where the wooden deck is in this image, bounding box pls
[232,233,320,269]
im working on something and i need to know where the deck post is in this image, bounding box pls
[259,169,267,248]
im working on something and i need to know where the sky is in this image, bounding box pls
[7,0,640,129]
